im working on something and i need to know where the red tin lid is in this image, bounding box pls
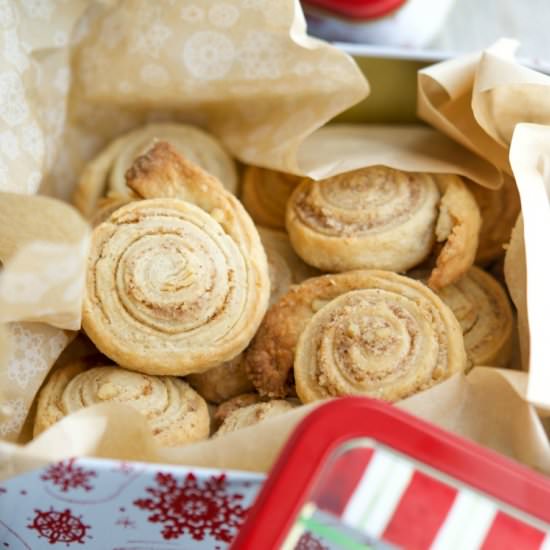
[302,0,407,20]
[232,398,550,549]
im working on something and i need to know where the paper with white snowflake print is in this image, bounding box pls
[0,0,549,485]
[2,367,550,483]
[57,0,503,192]
[0,191,89,442]
[0,0,369,455]
[419,37,550,409]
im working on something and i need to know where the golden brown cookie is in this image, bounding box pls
[258,227,318,305]
[215,400,297,437]
[73,123,238,217]
[468,177,520,264]
[89,195,133,227]
[294,274,467,404]
[428,266,514,367]
[246,270,466,399]
[82,143,270,376]
[214,393,263,427]
[186,355,254,404]
[34,360,210,446]
[286,167,480,289]
[428,175,482,289]
[241,166,302,229]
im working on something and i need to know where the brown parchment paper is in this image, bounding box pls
[2,3,550,480]
[418,39,550,413]
[417,38,518,177]
[508,124,550,411]
[504,216,529,372]
[2,367,549,481]
[0,0,369,446]
[293,124,501,187]
[0,193,89,442]
[31,0,501,199]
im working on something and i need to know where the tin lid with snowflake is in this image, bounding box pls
[232,397,550,550]
[1,457,264,548]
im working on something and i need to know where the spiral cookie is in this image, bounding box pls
[186,355,254,404]
[286,167,480,289]
[83,144,270,375]
[431,267,514,367]
[90,195,132,227]
[241,166,302,229]
[246,270,466,399]
[73,123,238,217]
[468,177,520,264]
[294,274,467,404]
[34,360,210,446]
[214,393,264,427]
[286,166,440,272]
[215,400,297,437]
[258,227,318,305]
[429,175,481,289]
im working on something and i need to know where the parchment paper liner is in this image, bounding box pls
[1,4,550,479]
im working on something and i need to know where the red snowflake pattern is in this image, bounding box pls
[41,458,97,492]
[295,532,330,550]
[27,508,90,545]
[133,472,247,542]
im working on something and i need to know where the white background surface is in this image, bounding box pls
[432,0,550,59]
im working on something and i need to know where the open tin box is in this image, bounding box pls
[1,45,548,549]
[234,398,550,549]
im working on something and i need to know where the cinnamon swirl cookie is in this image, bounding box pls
[429,267,514,367]
[294,275,466,403]
[468,177,520,264]
[34,359,210,446]
[214,393,264,427]
[241,166,302,229]
[186,355,254,404]
[73,123,238,217]
[89,195,132,227]
[258,227,317,305]
[215,400,297,437]
[246,270,466,398]
[82,143,270,376]
[286,167,480,289]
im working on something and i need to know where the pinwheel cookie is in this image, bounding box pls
[82,142,270,376]
[214,393,264,427]
[429,266,514,367]
[258,227,317,305]
[241,166,302,229]
[286,166,481,289]
[73,123,238,217]
[246,270,467,399]
[34,359,210,446]
[186,354,254,404]
[215,400,297,437]
[468,177,520,264]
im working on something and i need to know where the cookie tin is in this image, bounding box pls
[0,459,264,549]
[232,397,550,549]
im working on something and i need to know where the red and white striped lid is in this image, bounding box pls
[232,398,550,549]
[302,443,550,549]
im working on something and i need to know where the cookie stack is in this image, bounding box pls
[34,123,515,446]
